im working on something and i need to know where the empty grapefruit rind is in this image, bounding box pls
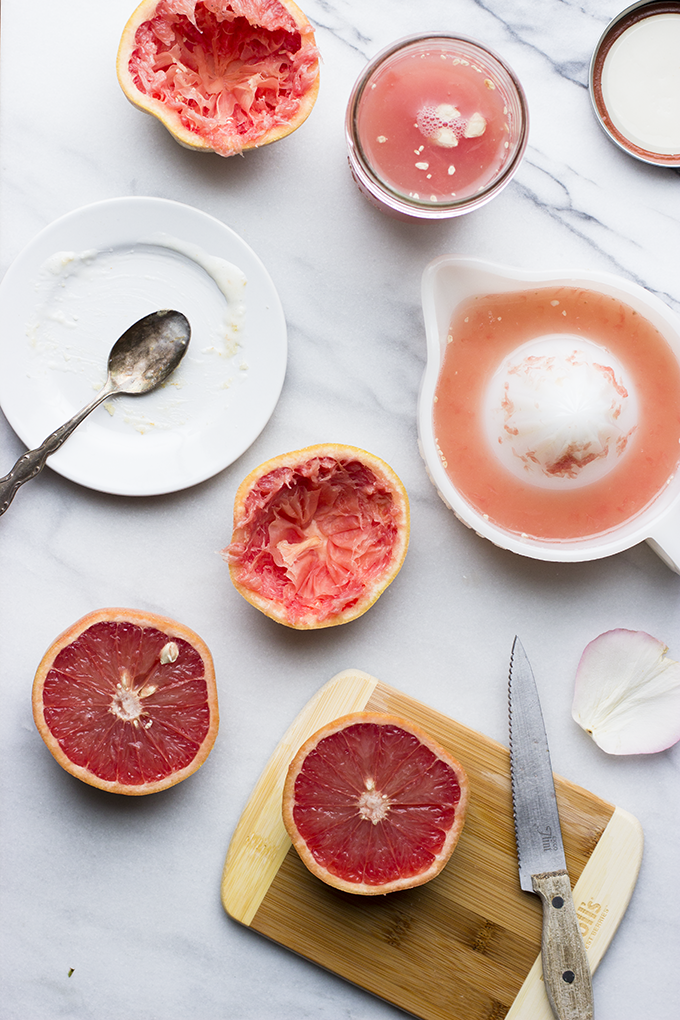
[282,711,470,895]
[32,607,219,796]
[224,444,410,630]
[116,0,321,157]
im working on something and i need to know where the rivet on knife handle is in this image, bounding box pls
[532,870,593,1020]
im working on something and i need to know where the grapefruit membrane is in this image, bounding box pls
[282,712,469,894]
[116,0,321,156]
[223,444,410,629]
[32,608,219,795]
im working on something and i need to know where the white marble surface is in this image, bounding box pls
[0,1,678,1018]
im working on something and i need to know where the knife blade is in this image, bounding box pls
[508,636,593,1020]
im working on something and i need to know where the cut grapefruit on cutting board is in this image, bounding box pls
[221,670,643,1020]
[282,712,469,894]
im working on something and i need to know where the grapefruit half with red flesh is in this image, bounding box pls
[282,712,469,894]
[116,0,321,156]
[223,444,410,629]
[32,608,219,795]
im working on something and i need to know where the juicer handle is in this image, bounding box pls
[647,512,680,575]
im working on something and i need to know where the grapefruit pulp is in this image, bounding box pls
[223,444,410,629]
[116,0,320,156]
[32,608,219,795]
[282,712,469,894]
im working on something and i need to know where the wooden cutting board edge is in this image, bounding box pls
[221,669,644,1019]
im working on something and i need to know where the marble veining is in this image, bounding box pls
[1,2,678,1019]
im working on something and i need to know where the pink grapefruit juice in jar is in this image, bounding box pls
[346,35,528,219]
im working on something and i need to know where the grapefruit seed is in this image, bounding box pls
[223,444,410,629]
[117,0,320,157]
[282,712,469,894]
[32,608,219,795]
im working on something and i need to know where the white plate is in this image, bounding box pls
[0,197,287,496]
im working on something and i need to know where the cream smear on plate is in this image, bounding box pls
[26,235,248,434]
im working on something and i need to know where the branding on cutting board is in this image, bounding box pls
[576,898,610,947]
[245,831,279,861]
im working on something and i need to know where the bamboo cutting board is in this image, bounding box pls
[221,670,643,1020]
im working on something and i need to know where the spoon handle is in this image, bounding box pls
[0,386,113,515]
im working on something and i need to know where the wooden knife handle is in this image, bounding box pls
[532,870,594,1020]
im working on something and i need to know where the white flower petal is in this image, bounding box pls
[572,629,680,754]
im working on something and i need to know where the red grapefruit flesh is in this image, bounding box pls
[282,712,469,894]
[223,444,410,629]
[32,608,219,795]
[116,0,320,156]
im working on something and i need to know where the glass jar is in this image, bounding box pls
[345,33,529,220]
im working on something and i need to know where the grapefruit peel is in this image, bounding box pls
[282,712,469,895]
[116,0,321,157]
[223,444,410,629]
[572,629,680,755]
[32,608,219,795]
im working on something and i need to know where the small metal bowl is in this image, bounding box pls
[590,1,680,166]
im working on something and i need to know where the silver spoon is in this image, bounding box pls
[0,309,191,515]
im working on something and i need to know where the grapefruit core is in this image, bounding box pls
[32,608,219,795]
[282,712,470,894]
[116,0,321,156]
[223,444,410,629]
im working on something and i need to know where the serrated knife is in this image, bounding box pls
[508,636,593,1020]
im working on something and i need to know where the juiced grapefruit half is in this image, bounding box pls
[282,712,470,894]
[32,608,219,795]
[223,444,410,629]
[116,0,320,156]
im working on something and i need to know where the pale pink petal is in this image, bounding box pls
[572,629,680,754]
